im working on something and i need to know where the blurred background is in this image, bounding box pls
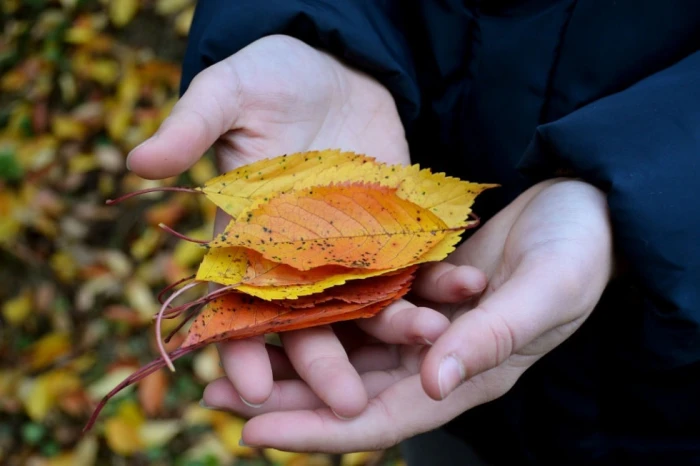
[0,1,403,465]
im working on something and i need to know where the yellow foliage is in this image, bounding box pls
[25,332,72,370]
[175,6,195,36]
[2,289,32,326]
[23,369,81,421]
[51,115,88,140]
[108,0,139,28]
[50,250,79,283]
[212,415,256,457]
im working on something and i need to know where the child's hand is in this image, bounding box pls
[126,35,410,417]
[202,179,613,453]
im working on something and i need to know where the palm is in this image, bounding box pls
[205,180,612,453]
[357,179,611,418]
[128,35,412,415]
[128,35,408,179]
[202,35,409,174]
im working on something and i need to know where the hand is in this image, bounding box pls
[201,179,613,452]
[126,35,411,416]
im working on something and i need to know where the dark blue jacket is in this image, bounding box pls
[181,1,700,464]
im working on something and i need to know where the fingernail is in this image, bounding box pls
[331,408,353,421]
[199,399,213,409]
[125,138,152,170]
[438,355,465,399]
[240,395,263,408]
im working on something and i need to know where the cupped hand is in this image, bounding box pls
[201,179,613,452]
[126,35,410,417]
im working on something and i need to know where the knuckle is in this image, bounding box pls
[471,308,516,369]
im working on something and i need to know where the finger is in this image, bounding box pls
[126,61,240,179]
[420,258,577,401]
[281,326,368,419]
[348,344,400,373]
[218,336,273,407]
[239,374,469,453]
[203,362,409,418]
[266,344,299,380]
[412,263,487,303]
[203,377,324,415]
[355,300,450,345]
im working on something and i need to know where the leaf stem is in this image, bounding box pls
[105,186,201,205]
[156,281,201,372]
[157,274,196,304]
[82,346,195,433]
[158,223,210,244]
[159,285,236,319]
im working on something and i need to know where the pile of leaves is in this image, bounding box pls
[83,150,491,430]
[0,1,404,465]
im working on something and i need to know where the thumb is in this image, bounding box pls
[420,259,580,401]
[126,62,240,179]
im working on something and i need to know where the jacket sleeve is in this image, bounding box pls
[520,51,700,367]
[180,0,420,125]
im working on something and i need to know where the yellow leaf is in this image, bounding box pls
[124,279,159,320]
[173,227,209,267]
[199,150,496,229]
[46,435,98,466]
[46,453,77,466]
[193,344,223,382]
[89,59,120,85]
[117,398,145,427]
[16,135,58,171]
[130,227,162,260]
[87,366,139,400]
[104,417,143,455]
[108,0,139,28]
[2,289,32,326]
[196,247,396,299]
[341,452,377,466]
[208,184,461,271]
[59,72,77,102]
[182,402,216,426]
[64,26,95,44]
[199,150,376,219]
[117,64,140,104]
[175,5,195,36]
[264,448,304,464]
[139,420,181,447]
[106,103,131,141]
[189,156,218,185]
[68,153,99,173]
[51,115,88,140]
[398,169,497,227]
[0,191,21,245]
[25,332,71,370]
[50,250,79,283]
[155,0,191,15]
[23,369,81,421]
[213,416,256,457]
[0,67,25,92]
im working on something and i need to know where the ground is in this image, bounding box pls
[0,1,403,465]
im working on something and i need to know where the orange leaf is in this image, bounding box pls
[181,268,415,349]
[209,183,462,270]
[138,368,168,416]
[283,266,417,308]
